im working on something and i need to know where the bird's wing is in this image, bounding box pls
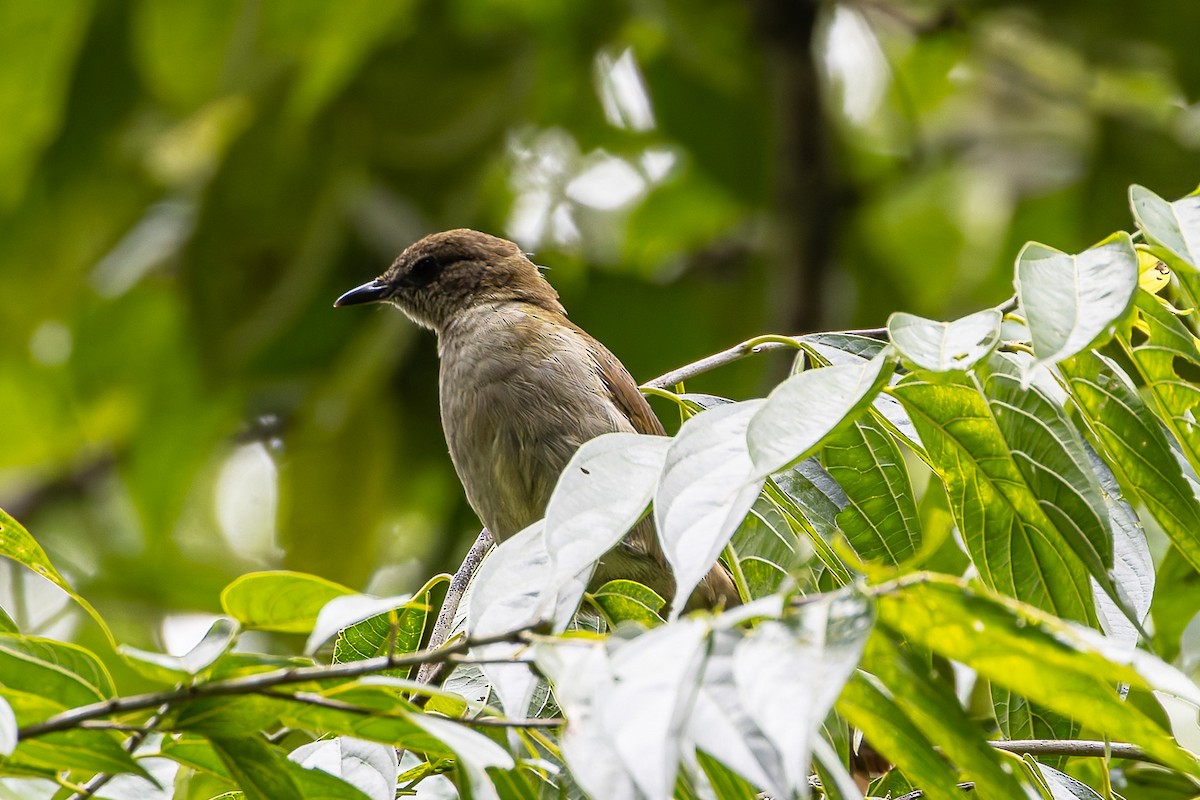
[585,338,666,437]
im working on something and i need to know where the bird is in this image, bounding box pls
[334,229,739,612]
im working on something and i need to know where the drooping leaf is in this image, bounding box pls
[1015,233,1138,369]
[209,735,304,800]
[1061,350,1200,575]
[746,355,894,479]
[887,308,1002,373]
[890,372,1094,622]
[220,571,355,634]
[768,459,852,585]
[876,577,1200,776]
[1130,184,1200,270]
[1,689,149,779]
[860,632,1028,800]
[406,713,515,800]
[727,493,801,598]
[821,412,920,566]
[836,672,963,800]
[1118,290,1200,477]
[0,634,114,709]
[0,508,114,645]
[656,401,765,619]
[732,591,874,797]
[544,432,671,582]
[120,616,239,684]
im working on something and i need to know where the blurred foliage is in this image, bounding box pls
[2,0,1199,670]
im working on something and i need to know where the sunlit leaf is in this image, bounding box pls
[120,616,239,684]
[733,591,873,797]
[306,592,414,656]
[220,570,354,634]
[1015,234,1138,369]
[544,432,671,582]
[0,508,114,646]
[656,401,765,619]
[887,309,1002,373]
[747,355,893,479]
[1061,350,1200,575]
[837,672,963,800]
[288,736,399,800]
[1118,290,1200,477]
[890,372,1094,622]
[1130,184,1200,269]
[877,577,1200,776]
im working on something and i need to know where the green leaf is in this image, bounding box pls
[0,689,148,779]
[332,600,430,680]
[591,579,665,626]
[695,750,759,800]
[747,354,894,479]
[728,493,801,598]
[1130,184,1200,270]
[1062,350,1200,574]
[1015,233,1139,368]
[208,735,303,800]
[0,508,114,646]
[1119,290,1200,477]
[836,672,963,800]
[767,460,852,586]
[860,633,1028,800]
[120,616,239,684]
[220,570,354,633]
[0,634,114,708]
[305,592,416,655]
[890,371,1094,622]
[876,577,1200,776]
[159,733,233,780]
[887,309,1002,372]
[275,684,455,756]
[822,412,920,566]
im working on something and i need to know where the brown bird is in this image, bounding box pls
[335,229,738,611]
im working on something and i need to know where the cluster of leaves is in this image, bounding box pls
[6,181,1200,798]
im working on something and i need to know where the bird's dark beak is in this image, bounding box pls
[334,278,390,308]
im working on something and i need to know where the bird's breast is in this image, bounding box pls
[437,306,634,539]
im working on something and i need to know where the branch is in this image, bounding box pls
[990,738,1156,763]
[415,528,494,689]
[17,627,530,742]
[643,329,888,390]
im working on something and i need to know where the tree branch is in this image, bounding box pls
[415,528,494,689]
[990,738,1155,763]
[643,329,888,390]
[17,627,530,742]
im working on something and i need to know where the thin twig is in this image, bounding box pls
[415,529,494,689]
[18,627,530,742]
[990,739,1155,763]
[464,717,565,729]
[894,782,975,799]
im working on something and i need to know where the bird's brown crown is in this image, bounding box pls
[378,229,565,331]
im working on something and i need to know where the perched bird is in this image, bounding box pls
[335,229,738,611]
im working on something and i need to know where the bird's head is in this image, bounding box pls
[334,229,564,330]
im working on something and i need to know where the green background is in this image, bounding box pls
[1,0,1197,657]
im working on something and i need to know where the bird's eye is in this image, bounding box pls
[407,255,441,287]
